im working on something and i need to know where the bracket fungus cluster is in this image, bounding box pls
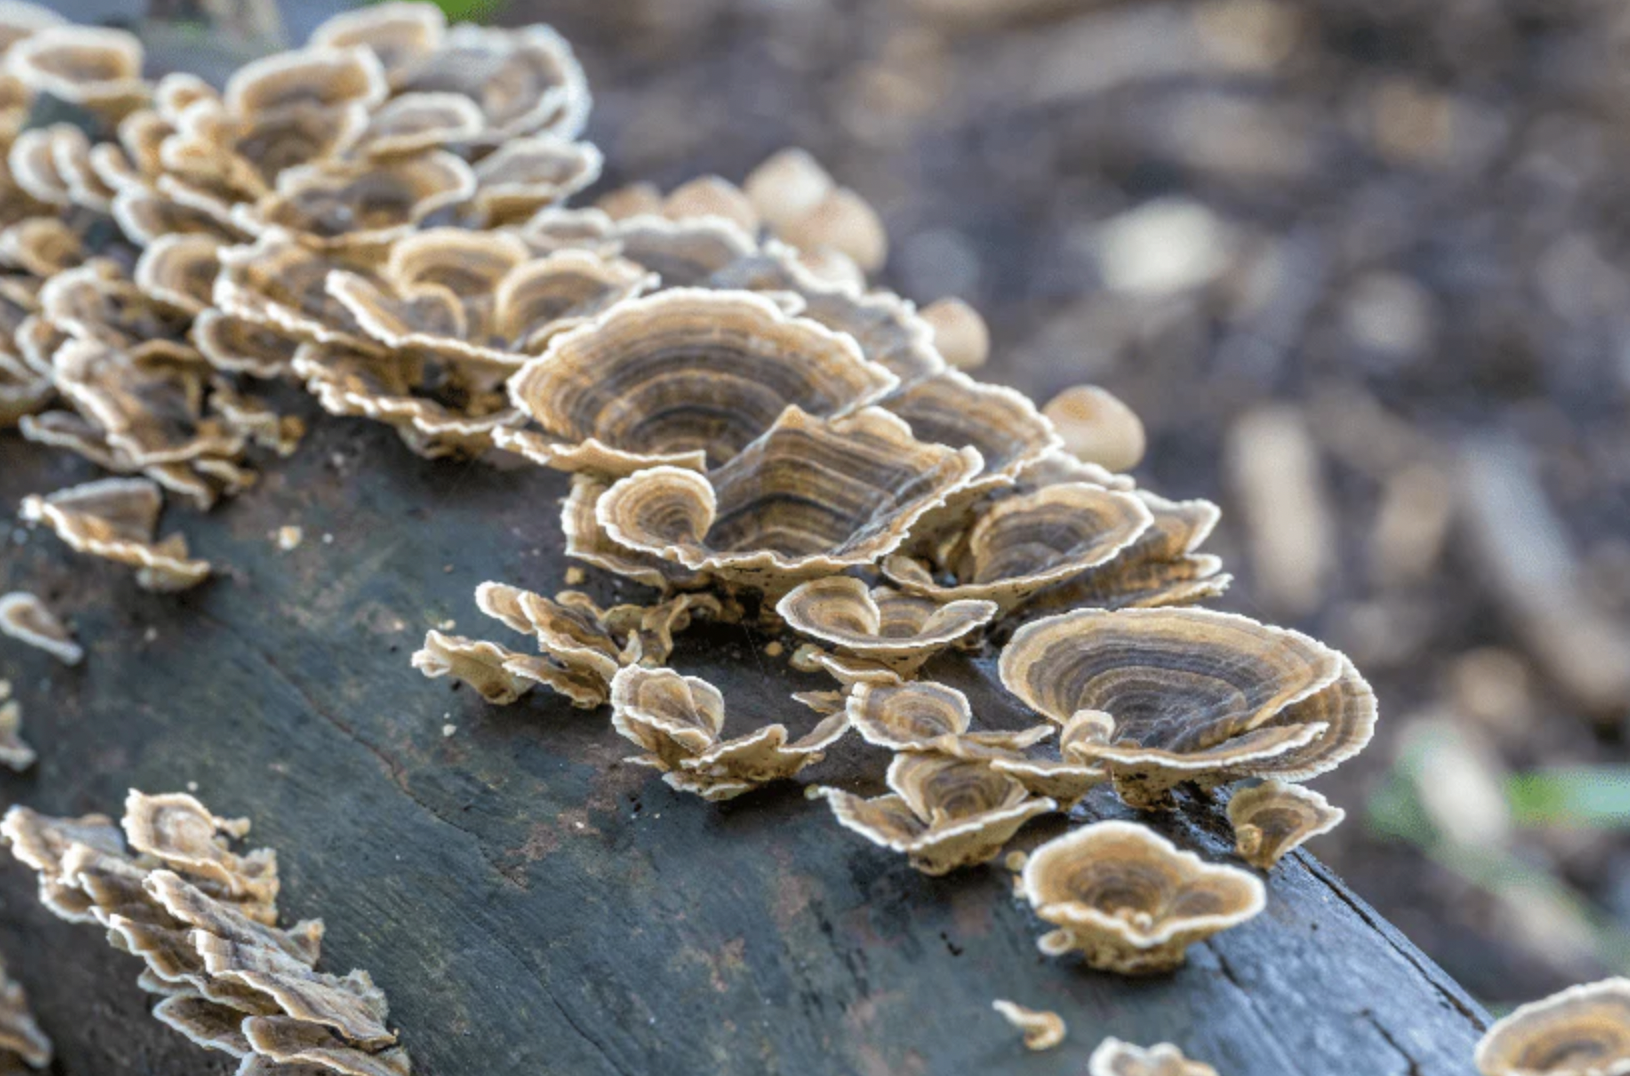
[0,791,409,1074]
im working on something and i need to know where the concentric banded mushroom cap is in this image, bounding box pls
[559,474,711,592]
[846,680,972,749]
[223,46,388,117]
[412,628,603,708]
[355,91,484,158]
[1022,820,1265,974]
[885,483,1154,613]
[882,369,1061,490]
[394,23,590,142]
[816,752,1055,875]
[6,26,147,119]
[595,406,983,596]
[1088,1038,1219,1076]
[238,150,476,251]
[51,339,242,466]
[775,576,997,674]
[244,1015,412,1076]
[19,477,210,591]
[133,232,222,317]
[507,288,899,475]
[1475,978,1630,1076]
[610,665,847,800]
[470,134,602,225]
[1226,779,1345,870]
[308,2,447,83]
[0,591,81,664]
[214,230,381,348]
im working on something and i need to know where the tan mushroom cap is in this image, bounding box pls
[1089,1038,1220,1076]
[244,1015,412,1076]
[883,369,1062,490]
[1043,385,1148,474]
[661,174,760,232]
[0,805,127,922]
[1022,820,1265,974]
[196,934,395,1048]
[224,46,388,117]
[1226,779,1344,870]
[988,710,1111,805]
[775,576,997,674]
[215,230,380,348]
[0,695,34,771]
[919,297,989,370]
[508,288,899,476]
[151,993,253,1057]
[134,232,222,316]
[357,91,484,158]
[0,591,81,664]
[191,309,298,379]
[559,474,710,592]
[815,752,1055,875]
[308,2,446,81]
[0,951,51,1068]
[6,26,147,118]
[0,1,64,56]
[123,791,276,910]
[1475,978,1630,1076]
[610,665,848,800]
[20,477,211,591]
[596,406,982,598]
[239,150,476,251]
[991,999,1066,1052]
[0,216,83,278]
[886,483,1154,613]
[411,628,602,708]
[0,352,50,427]
[843,679,1052,761]
[471,135,602,225]
[395,23,590,142]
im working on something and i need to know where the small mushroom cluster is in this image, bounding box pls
[0,791,410,1075]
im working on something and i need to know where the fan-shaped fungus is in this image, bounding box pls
[0,591,81,664]
[20,478,211,591]
[1088,1038,1219,1076]
[1475,978,1630,1076]
[814,752,1056,875]
[991,999,1066,1051]
[1022,821,1265,974]
[845,680,1052,760]
[1227,779,1345,870]
[610,665,847,800]
[775,576,996,676]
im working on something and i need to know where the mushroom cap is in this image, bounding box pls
[357,91,485,157]
[1022,820,1265,974]
[846,680,973,749]
[0,591,81,664]
[508,288,899,475]
[1226,779,1346,870]
[775,576,997,669]
[215,230,381,348]
[1475,979,1630,1076]
[919,297,989,370]
[595,406,982,594]
[224,45,388,116]
[19,477,210,591]
[0,1,65,56]
[470,134,602,225]
[6,26,146,116]
[244,1015,412,1076]
[1088,1038,1220,1076]
[559,473,710,592]
[308,2,447,82]
[991,999,1066,1051]
[882,368,1062,490]
[1043,384,1148,474]
[240,150,476,251]
[394,23,590,141]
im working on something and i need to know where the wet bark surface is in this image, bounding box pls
[1,410,1486,1075]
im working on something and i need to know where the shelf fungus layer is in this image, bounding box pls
[1021,821,1265,975]
[1475,978,1630,1076]
[845,680,1053,762]
[999,607,1375,808]
[19,477,211,591]
[507,288,899,475]
[814,752,1056,875]
[774,576,997,675]
[595,406,982,599]
[0,590,82,664]
[610,665,848,800]
[1226,779,1345,870]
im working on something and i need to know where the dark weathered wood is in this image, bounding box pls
[0,412,1487,1076]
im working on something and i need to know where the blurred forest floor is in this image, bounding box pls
[60,0,1630,1008]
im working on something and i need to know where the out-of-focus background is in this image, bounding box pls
[57,0,1630,1010]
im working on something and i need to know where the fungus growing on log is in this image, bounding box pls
[814,752,1056,875]
[0,590,81,664]
[1475,978,1630,1076]
[1088,1038,1219,1076]
[775,576,997,676]
[1021,821,1265,974]
[1227,779,1346,870]
[0,690,33,771]
[1042,385,1148,474]
[991,999,1066,1051]
[19,478,211,591]
[844,679,1052,760]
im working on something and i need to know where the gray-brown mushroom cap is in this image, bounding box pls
[6,26,146,118]
[775,576,997,674]
[595,406,983,597]
[1226,779,1345,870]
[507,288,900,476]
[1475,978,1630,1076]
[882,369,1062,492]
[19,477,211,592]
[1021,820,1265,974]
[1088,1038,1220,1076]
[0,591,81,664]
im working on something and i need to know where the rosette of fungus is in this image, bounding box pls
[814,752,1056,875]
[1475,978,1630,1076]
[1021,821,1265,974]
[775,576,997,677]
[885,482,1155,615]
[845,680,1054,760]
[1226,780,1345,871]
[19,477,210,591]
[610,665,848,801]
[594,405,982,601]
[3,792,411,1072]
[0,590,81,664]
[504,288,898,475]
[1000,607,1375,809]
[1089,1039,1219,1076]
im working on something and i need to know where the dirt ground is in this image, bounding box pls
[47,0,1630,1007]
